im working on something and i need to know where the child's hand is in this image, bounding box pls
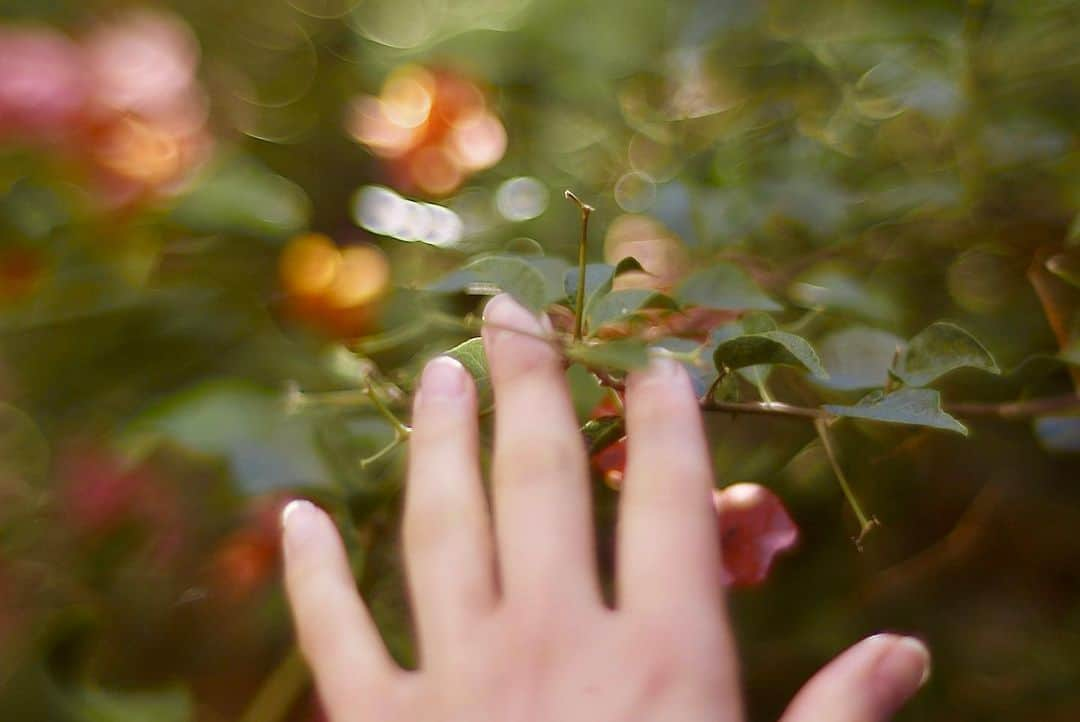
[282,293,930,722]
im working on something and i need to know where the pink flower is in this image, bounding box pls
[0,26,89,141]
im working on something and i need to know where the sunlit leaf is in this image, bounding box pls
[894,321,1000,386]
[675,262,781,311]
[825,388,968,435]
[566,339,649,371]
[713,331,827,378]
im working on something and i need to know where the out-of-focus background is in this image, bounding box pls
[1,0,1078,720]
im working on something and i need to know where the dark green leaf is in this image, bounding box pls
[566,339,650,371]
[674,262,781,311]
[895,321,1000,387]
[713,331,828,378]
[825,388,968,435]
[564,257,647,322]
[587,289,655,329]
[789,266,899,324]
[566,363,606,423]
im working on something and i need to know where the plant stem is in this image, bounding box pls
[565,190,594,342]
[365,378,411,438]
[237,648,309,722]
[815,418,879,548]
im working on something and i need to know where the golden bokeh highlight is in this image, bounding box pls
[279,233,391,337]
[345,65,506,196]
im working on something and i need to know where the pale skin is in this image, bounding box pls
[281,293,931,722]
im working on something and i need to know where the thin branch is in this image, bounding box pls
[701,399,828,420]
[565,190,594,342]
[944,393,1080,419]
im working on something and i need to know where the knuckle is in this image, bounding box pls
[496,432,584,485]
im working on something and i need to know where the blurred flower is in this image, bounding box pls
[713,484,799,587]
[0,27,89,142]
[346,66,506,196]
[279,233,391,337]
[0,11,212,205]
[0,246,46,304]
[57,444,186,564]
[209,495,289,602]
[83,10,202,125]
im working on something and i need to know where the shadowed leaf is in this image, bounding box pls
[825,388,968,435]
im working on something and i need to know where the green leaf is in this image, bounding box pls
[522,256,574,304]
[122,380,332,494]
[789,266,899,324]
[463,256,547,311]
[674,262,781,311]
[445,337,492,406]
[566,339,650,371]
[0,402,49,487]
[582,415,625,455]
[72,685,192,722]
[816,326,905,390]
[587,288,655,329]
[713,331,828,378]
[171,155,309,240]
[895,322,1000,387]
[564,257,646,323]
[825,388,968,435]
[566,363,606,423]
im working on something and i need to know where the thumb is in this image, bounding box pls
[780,634,930,722]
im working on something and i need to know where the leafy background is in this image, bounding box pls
[1,0,1079,720]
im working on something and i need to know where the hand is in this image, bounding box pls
[281,293,930,722]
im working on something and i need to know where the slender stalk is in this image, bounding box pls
[565,190,594,342]
[815,418,879,548]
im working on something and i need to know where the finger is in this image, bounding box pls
[281,500,403,716]
[482,293,599,607]
[781,634,931,722]
[404,356,497,662]
[617,356,723,615]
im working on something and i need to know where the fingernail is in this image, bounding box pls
[874,636,932,700]
[420,356,466,401]
[482,293,543,336]
[281,499,318,553]
[644,353,683,379]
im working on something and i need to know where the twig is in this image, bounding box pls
[565,190,594,342]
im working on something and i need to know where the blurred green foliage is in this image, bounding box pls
[1,0,1079,721]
